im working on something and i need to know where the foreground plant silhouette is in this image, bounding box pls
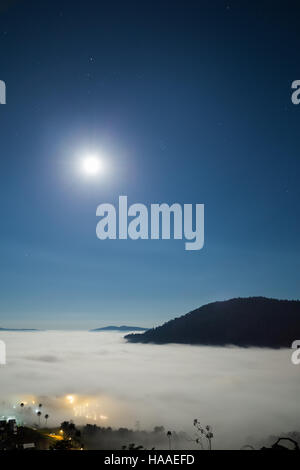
[242,437,300,451]
[193,419,214,450]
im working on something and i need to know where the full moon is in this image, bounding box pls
[81,155,104,176]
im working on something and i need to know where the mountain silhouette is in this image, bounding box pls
[125,297,300,348]
[0,328,38,331]
[90,325,148,332]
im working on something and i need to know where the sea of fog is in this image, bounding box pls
[0,330,299,449]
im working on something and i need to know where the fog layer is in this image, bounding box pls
[0,331,298,449]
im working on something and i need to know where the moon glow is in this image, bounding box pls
[81,155,104,176]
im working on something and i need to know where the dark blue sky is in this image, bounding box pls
[0,1,299,328]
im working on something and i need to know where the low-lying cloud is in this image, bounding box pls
[0,330,299,449]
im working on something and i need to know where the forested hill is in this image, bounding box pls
[125,297,300,348]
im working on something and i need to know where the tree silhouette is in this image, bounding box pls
[45,414,49,427]
[122,443,144,450]
[37,411,42,426]
[50,439,72,450]
[60,421,82,448]
[167,431,172,450]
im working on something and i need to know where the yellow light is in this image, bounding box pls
[48,433,63,441]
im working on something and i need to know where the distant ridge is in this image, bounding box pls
[125,297,300,348]
[90,325,148,332]
[0,328,38,331]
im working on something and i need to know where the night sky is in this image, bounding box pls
[0,1,299,329]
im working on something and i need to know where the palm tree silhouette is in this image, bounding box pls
[45,414,49,427]
[37,411,42,426]
[167,431,172,450]
[19,403,25,426]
